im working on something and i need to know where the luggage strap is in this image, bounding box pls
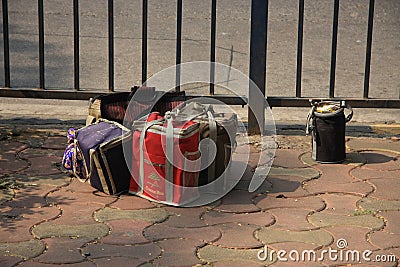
[165,112,174,203]
[175,102,218,180]
[207,111,217,182]
[139,119,163,195]
[138,113,179,203]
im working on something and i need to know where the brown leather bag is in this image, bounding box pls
[86,86,186,127]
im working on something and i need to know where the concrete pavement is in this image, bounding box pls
[0,122,399,266]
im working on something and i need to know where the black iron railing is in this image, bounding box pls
[1,0,399,131]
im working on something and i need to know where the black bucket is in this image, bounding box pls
[306,101,353,163]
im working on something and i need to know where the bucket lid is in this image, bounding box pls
[313,102,344,118]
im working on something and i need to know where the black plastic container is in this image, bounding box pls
[306,101,353,163]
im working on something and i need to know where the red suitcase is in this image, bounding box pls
[129,112,200,206]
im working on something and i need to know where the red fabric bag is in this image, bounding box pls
[129,112,200,206]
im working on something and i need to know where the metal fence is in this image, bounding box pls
[1,0,399,131]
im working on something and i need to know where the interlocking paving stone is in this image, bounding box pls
[144,223,221,242]
[92,257,147,267]
[13,130,48,148]
[318,248,398,267]
[0,239,45,259]
[213,260,265,267]
[101,219,153,245]
[52,202,103,225]
[94,207,168,223]
[63,179,98,194]
[83,242,161,261]
[299,152,319,167]
[319,194,362,215]
[20,155,63,177]
[385,247,400,265]
[233,177,273,194]
[275,135,310,151]
[273,149,308,168]
[47,186,117,207]
[270,259,323,267]
[234,143,259,155]
[41,136,67,150]
[256,228,333,246]
[325,226,377,251]
[212,190,260,213]
[18,148,62,159]
[13,173,71,187]
[313,164,357,183]
[109,195,156,210]
[18,261,96,267]
[0,189,14,205]
[254,195,325,211]
[350,167,400,180]
[369,230,400,249]
[305,180,374,196]
[343,152,368,166]
[269,208,317,231]
[268,167,320,180]
[162,206,208,228]
[5,184,54,208]
[265,175,310,198]
[358,151,400,171]
[0,206,60,242]
[84,190,119,205]
[0,255,23,267]
[246,149,274,170]
[203,210,275,226]
[308,213,385,230]
[31,222,110,240]
[151,239,202,266]
[0,141,28,154]
[377,211,400,234]
[358,198,400,212]
[198,244,275,265]
[267,242,323,266]
[346,137,400,153]
[213,223,262,249]
[368,178,400,200]
[34,237,88,264]
[0,152,28,176]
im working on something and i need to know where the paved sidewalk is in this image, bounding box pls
[0,123,399,266]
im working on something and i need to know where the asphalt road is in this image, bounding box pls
[0,0,399,123]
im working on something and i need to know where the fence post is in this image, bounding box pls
[248,0,268,135]
[73,0,79,91]
[38,0,45,89]
[363,0,375,99]
[2,0,10,88]
[108,0,114,92]
[142,0,148,84]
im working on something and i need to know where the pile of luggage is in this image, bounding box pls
[62,86,238,206]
